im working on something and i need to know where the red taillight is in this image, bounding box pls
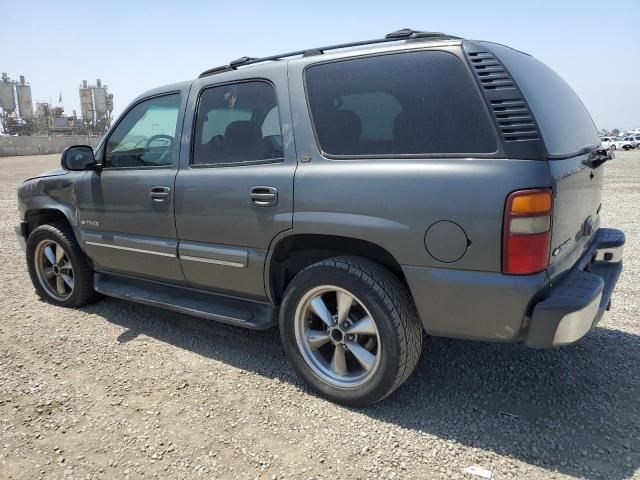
[502,189,553,275]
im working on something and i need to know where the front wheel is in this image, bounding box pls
[26,223,100,308]
[279,256,422,407]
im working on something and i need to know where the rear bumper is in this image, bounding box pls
[402,227,624,345]
[525,228,624,348]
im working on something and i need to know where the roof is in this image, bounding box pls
[130,80,193,105]
[198,28,462,79]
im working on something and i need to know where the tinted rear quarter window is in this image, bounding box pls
[486,42,600,158]
[305,51,497,157]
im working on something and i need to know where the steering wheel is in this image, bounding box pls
[145,134,175,150]
[144,134,175,164]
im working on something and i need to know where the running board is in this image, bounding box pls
[94,273,275,330]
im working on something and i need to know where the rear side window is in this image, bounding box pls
[305,51,497,156]
[193,81,283,166]
[486,42,600,158]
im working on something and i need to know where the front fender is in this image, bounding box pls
[17,174,79,231]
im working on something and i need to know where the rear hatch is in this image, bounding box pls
[487,42,604,280]
[547,154,603,277]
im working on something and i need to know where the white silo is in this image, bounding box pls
[15,76,33,119]
[79,80,94,124]
[92,78,107,116]
[0,73,16,114]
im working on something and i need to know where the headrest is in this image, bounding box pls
[225,120,261,143]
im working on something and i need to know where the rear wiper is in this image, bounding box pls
[584,148,614,168]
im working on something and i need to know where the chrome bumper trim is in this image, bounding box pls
[552,292,602,346]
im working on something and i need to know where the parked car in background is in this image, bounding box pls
[608,137,626,150]
[15,29,625,406]
[600,137,614,149]
[621,136,639,150]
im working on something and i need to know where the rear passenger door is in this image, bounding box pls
[174,64,295,300]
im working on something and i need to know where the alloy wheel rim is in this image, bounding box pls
[294,285,381,388]
[34,240,74,301]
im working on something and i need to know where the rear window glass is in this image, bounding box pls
[486,42,600,158]
[305,51,497,156]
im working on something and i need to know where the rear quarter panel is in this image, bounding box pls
[288,158,551,342]
[290,158,550,272]
[286,45,552,341]
[287,45,551,273]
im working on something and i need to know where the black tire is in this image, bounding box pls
[279,256,422,407]
[26,222,100,308]
[611,144,616,150]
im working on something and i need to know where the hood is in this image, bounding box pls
[23,167,68,182]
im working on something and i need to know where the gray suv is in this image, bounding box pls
[16,29,625,406]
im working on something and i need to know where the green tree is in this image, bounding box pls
[612,128,620,136]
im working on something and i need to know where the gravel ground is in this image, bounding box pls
[0,151,638,480]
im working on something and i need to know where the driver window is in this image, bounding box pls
[104,94,181,168]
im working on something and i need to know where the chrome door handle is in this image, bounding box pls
[150,186,171,202]
[249,186,277,207]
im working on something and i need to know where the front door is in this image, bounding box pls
[175,69,296,299]
[76,92,187,283]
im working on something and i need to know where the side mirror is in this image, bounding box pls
[61,145,99,171]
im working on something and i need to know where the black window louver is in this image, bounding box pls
[467,51,540,142]
[467,51,514,90]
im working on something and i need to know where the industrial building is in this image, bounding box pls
[0,73,113,136]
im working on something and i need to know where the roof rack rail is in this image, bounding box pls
[198,28,460,78]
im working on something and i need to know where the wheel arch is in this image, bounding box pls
[24,208,75,238]
[266,233,408,305]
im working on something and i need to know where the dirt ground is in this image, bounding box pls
[0,151,639,480]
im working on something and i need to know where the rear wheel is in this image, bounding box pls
[26,223,100,308]
[280,256,422,406]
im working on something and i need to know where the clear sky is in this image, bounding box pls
[1,0,638,130]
